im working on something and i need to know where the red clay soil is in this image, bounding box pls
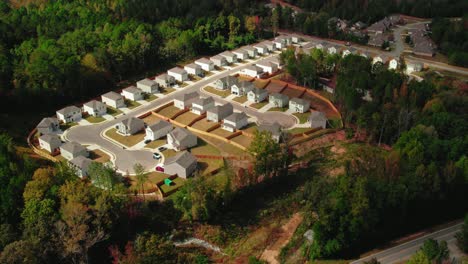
[292,130,346,157]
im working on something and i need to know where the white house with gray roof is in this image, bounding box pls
[231,80,254,96]
[308,111,327,129]
[163,150,197,179]
[222,112,248,132]
[388,58,399,70]
[210,55,228,67]
[69,156,93,177]
[242,46,258,58]
[253,44,268,55]
[269,93,289,107]
[174,91,199,109]
[256,61,278,74]
[167,127,197,151]
[56,106,82,123]
[291,35,302,43]
[232,49,249,60]
[102,91,125,108]
[214,75,238,90]
[39,134,62,153]
[155,73,175,88]
[145,120,173,141]
[122,86,143,101]
[241,65,263,78]
[83,100,107,117]
[191,97,215,115]
[168,67,188,82]
[258,122,282,143]
[219,51,237,63]
[195,58,215,71]
[273,39,285,49]
[247,88,268,103]
[328,45,339,55]
[262,41,276,52]
[60,141,88,160]
[137,78,159,94]
[289,98,310,113]
[184,63,202,76]
[116,117,145,136]
[207,103,233,122]
[36,117,59,135]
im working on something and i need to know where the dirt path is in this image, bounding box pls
[260,213,303,264]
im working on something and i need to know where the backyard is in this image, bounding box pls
[141,114,162,124]
[173,111,199,126]
[211,127,237,138]
[160,177,185,195]
[204,86,231,97]
[157,105,181,119]
[105,128,145,147]
[230,134,253,147]
[191,118,218,131]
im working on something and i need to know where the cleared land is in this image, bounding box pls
[211,127,237,138]
[105,128,145,147]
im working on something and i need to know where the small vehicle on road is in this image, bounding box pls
[144,139,151,144]
[152,153,161,159]
[155,164,164,172]
[158,146,167,152]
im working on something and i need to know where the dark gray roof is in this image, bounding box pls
[192,96,214,107]
[290,97,309,106]
[164,150,197,168]
[219,76,239,86]
[57,105,81,115]
[249,87,268,96]
[207,103,233,115]
[39,134,61,145]
[147,120,172,132]
[84,100,105,109]
[102,91,123,101]
[121,117,144,130]
[168,67,187,75]
[258,122,282,136]
[195,58,213,65]
[69,156,93,170]
[37,117,58,129]
[309,111,327,122]
[60,141,86,154]
[224,112,248,123]
[270,93,288,100]
[137,78,157,86]
[169,127,194,142]
[175,91,199,102]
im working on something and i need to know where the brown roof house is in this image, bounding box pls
[164,150,197,179]
[36,117,60,135]
[222,112,248,132]
[174,91,199,110]
[116,117,145,136]
[308,111,327,129]
[60,141,88,161]
[191,96,215,115]
[206,103,233,122]
[145,120,173,141]
[167,127,197,151]
[38,134,62,153]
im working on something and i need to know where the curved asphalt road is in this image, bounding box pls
[66,55,296,174]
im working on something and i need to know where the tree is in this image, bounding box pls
[88,162,120,191]
[407,250,431,264]
[0,240,40,264]
[271,8,279,36]
[248,130,288,180]
[134,163,149,199]
[420,239,449,263]
[456,214,468,253]
[0,224,17,251]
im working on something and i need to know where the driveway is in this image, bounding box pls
[66,53,293,174]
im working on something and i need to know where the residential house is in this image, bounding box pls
[269,93,289,107]
[275,35,292,46]
[195,58,215,72]
[184,63,203,76]
[69,156,93,177]
[315,42,328,50]
[247,88,268,103]
[214,75,238,90]
[342,47,357,57]
[210,55,228,67]
[266,57,282,69]
[136,78,159,94]
[327,45,338,55]
[39,134,62,153]
[262,41,276,52]
[116,117,145,136]
[308,111,327,129]
[222,112,249,132]
[256,61,278,74]
[360,51,371,58]
[353,21,367,30]
[102,91,125,108]
[231,80,254,96]
[407,62,423,74]
[273,39,285,49]
[219,51,237,63]
[289,98,310,113]
[167,127,197,151]
[368,33,387,47]
[145,120,173,141]
[122,86,143,101]
[253,44,268,55]
[163,150,197,179]
[372,55,388,65]
[60,141,88,160]
[168,67,188,82]
[388,58,399,70]
[83,100,107,117]
[413,37,436,57]
[206,103,233,122]
[56,106,82,123]
[36,117,59,135]
[291,35,302,43]
[258,122,282,143]
[174,91,199,110]
[242,46,258,58]
[232,49,249,61]
[241,65,264,78]
[155,73,176,88]
[319,76,337,94]
[191,96,215,115]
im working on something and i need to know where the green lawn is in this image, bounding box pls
[160,177,185,194]
[233,96,248,104]
[161,87,176,95]
[211,127,236,138]
[268,107,288,112]
[191,139,221,156]
[144,139,166,149]
[204,86,231,97]
[161,148,177,158]
[251,101,269,109]
[105,128,145,147]
[144,94,158,102]
[174,111,199,126]
[288,127,314,135]
[242,123,258,134]
[59,122,78,130]
[107,106,122,116]
[329,118,342,129]
[293,112,310,124]
[124,99,141,109]
[85,115,106,123]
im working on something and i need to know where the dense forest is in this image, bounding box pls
[431,17,468,67]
